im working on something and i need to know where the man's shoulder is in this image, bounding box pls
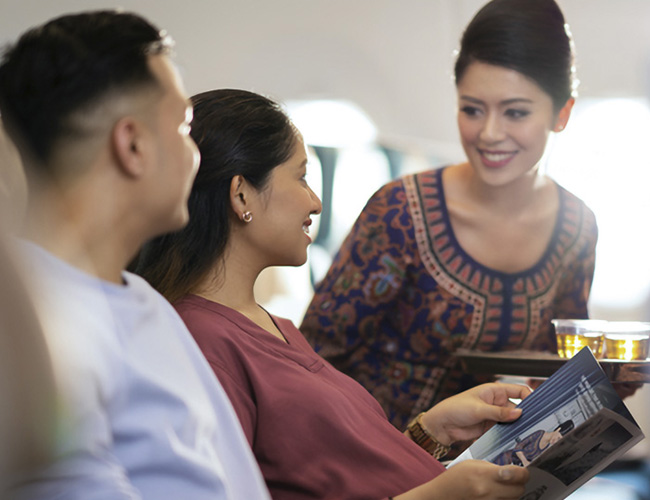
[19,245,186,356]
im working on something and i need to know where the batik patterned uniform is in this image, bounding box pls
[301,166,598,430]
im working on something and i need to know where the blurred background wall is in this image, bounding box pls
[4,1,650,148]
[2,0,650,458]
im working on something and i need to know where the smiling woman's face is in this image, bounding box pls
[245,134,322,268]
[456,61,560,187]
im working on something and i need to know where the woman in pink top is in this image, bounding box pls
[134,88,530,500]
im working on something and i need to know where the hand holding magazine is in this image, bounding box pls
[449,347,644,500]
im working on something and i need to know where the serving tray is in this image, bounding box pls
[456,349,650,383]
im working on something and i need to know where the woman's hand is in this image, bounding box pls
[421,383,532,446]
[394,460,529,500]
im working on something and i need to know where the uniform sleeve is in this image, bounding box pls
[300,179,413,369]
[553,203,599,319]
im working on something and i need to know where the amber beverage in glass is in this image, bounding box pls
[556,332,604,359]
[602,322,650,361]
[604,334,650,361]
[552,319,607,359]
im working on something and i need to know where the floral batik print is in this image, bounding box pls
[301,166,598,431]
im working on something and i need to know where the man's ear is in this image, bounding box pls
[111,116,147,177]
[553,97,575,132]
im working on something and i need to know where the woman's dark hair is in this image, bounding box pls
[454,0,576,111]
[555,420,575,436]
[134,89,298,302]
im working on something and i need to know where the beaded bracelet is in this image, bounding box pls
[406,412,451,460]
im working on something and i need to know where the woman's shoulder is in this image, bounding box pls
[555,182,598,235]
[173,296,273,373]
[173,295,246,347]
[556,182,594,213]
[402,165,449,186]
[362,166,447,213]
[547,182,599,263]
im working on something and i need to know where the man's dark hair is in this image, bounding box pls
[0,10,171,169]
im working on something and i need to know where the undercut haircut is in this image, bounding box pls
[0,10,172,172]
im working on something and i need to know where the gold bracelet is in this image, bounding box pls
[406,412,451,460]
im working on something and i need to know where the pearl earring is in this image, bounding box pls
[242,211,253,223]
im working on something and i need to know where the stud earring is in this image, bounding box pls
[555,124,565,132]
[242,211,253,223]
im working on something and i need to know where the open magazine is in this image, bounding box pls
[449,347,644,500]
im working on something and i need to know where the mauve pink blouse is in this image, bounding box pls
[175,294,445,500]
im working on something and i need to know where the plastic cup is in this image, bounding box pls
[552,319,607,359]
[602,322,650,361]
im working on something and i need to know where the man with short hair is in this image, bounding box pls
[0,11,270,499]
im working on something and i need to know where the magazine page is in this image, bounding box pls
[448,347,644,500]
[523,407,642,499]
